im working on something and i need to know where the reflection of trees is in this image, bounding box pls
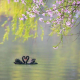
[10,45,26,80]
[61,40,78,80]
[11,67,24,80]
[28,40,78,80]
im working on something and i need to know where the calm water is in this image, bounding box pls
[0,2,80,80]
[0,16,80,80]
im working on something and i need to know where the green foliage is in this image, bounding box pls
[40,27,44,41]
[0,0,38,43]
[0,26,10,44]
[0,0,80,48]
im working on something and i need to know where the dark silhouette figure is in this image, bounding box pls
[14,56,28,64]
[14,56,38,64]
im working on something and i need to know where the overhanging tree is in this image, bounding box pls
[0,0,80,49]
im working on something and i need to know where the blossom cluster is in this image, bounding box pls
[8,0,26,4]
[19,14,27,20]
[19,0,80,28]
[7,0,80,49]
[9,0,80,28]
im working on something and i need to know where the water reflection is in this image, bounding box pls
[0,39,79,80]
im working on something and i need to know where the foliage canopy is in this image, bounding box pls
[0,0,80,48]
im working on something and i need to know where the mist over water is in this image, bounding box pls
[0,0,80,80]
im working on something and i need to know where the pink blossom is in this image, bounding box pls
[70,25,73,27]
[39,0,42,2]
[14,0,19,2]
[52,20,56,23]
[73,1,76,5]
[19,18,24,20]
[68,11,71,13]
[26,11,30,14]
[22,14,25,16]
[52,4,56,10]
[77,1,80,4]
[32,6,40,14]
[57,12,61,16]
[53,46,58,49]
[69,15,72,18]
[59,18,63,21]
[59,28,65,34]
[33,9,40,14]
[62,0,64,3]
[8,0,10,4]
[56,1,59,4]
[48,12,53,17]
[36,4,39,8]
[28,8,31,10]
[55,10,58,13]
[33,0,36,3]
[56,20,60,24]
[46,9,51,12]
[42,13,45,16]
[72,19,74,23]
[49,18,52,21]
[64,9,68,12]
[39,18,43,22]
[46,9,53,17]
[29,14,36,18]
[21,14,27,19]
[21,0,26,5]
[61,8,64,11]
[68,1,71,2]
[39,0,43,5]
[46,21,50,24]
[58,1,62,4]
[41,2,44,6]
[73,10,76,12]
[56,1,62,4]
[63,28,65,30]
[24,16,27,19]
[59,29,62,34]
[36,1,39,4]
[66,21,71,26]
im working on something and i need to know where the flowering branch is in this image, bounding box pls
[0,0,80,49]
